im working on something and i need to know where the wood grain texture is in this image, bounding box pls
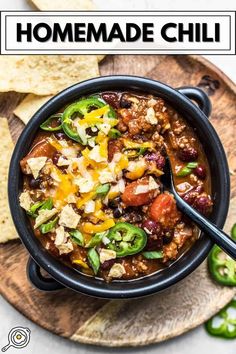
[0,55,235,347]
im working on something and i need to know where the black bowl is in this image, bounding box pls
[8,76,230,299]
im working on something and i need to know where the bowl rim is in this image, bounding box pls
[8,75,230,298]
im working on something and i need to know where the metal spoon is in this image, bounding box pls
[161,157,236,260]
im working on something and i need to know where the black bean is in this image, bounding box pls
[120,94,132,109]
[113,207,123,218]
[28,177,41,189]
[108,197,121,209]
[162,228,174,244]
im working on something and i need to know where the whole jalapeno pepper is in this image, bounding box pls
[205,299,236,339]
[107,222,147,257]
[61,96,116,144]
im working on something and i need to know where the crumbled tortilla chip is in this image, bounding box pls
[0,55,99,95]
[14,94,52,125]
[0,118,18,243]
[29,0,94,10]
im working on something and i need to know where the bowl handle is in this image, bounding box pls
[27,257,65,291]
[177,86,212,118]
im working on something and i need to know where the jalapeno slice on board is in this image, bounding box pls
[107,222,147,257]
[205,299,236,339]
[208,246,236,286]
[208,224,236,286]
[61,96,116,144]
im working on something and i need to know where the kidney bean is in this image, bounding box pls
[145,152,165,170]
[178,147,198,162]
[194,165,206,180]
[142,219,162,235]
[146,233,163,251]
[29,177,41,189]
[102,92,119,109]
[194,195,213,215]
[100,259,116,270]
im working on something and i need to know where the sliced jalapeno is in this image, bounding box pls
[40,113,63,132]
[205,299,236,339]
[231,223,236,240]
[61,97,116,144]
[208,246,236,286]
[107,222,147,257]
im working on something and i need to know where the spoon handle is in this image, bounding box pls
[175,195,236,260]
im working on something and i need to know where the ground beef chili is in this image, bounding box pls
[19,91,212,282]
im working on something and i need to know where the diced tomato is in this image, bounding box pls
[121,178,156,206]
[149,193,181,228]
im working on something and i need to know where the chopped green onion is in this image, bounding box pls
[108,128,121,139]
[85,232,107,248]
[40,198,53,211]
[40,114,62,132]
[187,162,198,169]
[87,248,100,275]
[125,147,148,159]
[138,147,148,156]
[96,183,111,197]
[70,230,84,246]
[27,201,44,217]
[142,251,163,259]
[27,198,53,218]
[39,217,58,234]
[176,167,192,177]
[177,162,199,177]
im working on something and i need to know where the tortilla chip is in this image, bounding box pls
[14,94,53,125]
[97,55,106,62]
[0,55,99,95]
[0,118,18,243]
[29,0,94,10]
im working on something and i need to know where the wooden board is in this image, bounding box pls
[0,55,236,347]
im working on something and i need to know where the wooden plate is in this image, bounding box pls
[0,55,235,347]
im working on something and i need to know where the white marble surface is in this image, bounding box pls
[0,0,235,353]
